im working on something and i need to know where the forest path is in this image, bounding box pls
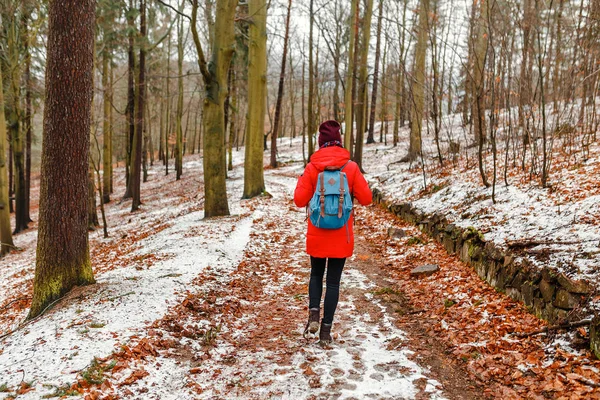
[3,157,595,400]
[75,167,480,399]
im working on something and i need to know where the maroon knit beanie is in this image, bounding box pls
[318,120,342,147]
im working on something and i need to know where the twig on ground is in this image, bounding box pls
[0,297,63,342]
[507,239,599,249]
[0,297,31,312]
[107,291,135,301]
[512,319,592,338]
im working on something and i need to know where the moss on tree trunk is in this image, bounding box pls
[29,0,96,320]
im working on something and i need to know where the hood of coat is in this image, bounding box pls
[309,146,351,172]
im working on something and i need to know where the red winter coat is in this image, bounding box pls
[294,146,372,258]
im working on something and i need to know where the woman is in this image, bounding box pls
[294,120,372,343]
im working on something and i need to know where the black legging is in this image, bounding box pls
[308,256,346,325]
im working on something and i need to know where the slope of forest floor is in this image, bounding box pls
[0,138,599,399]
[359,117,600,292]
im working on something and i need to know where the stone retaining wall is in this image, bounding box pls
[372,188,600,357]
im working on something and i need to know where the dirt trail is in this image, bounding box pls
[78,169,483,400]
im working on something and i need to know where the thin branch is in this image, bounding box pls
[512,319,592,338]
[155,0,191,20]
[190,0,210,81]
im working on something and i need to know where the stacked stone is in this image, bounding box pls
[372,187,600,358]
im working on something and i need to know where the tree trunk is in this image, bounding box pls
[0,66,14,255]
[474,0,489,187]
[102,49,112,204]
[165,31,171,175]
[228,65,236,171]
[553,0,564,113]
[243,0,267,198]
[344,0,359,151]
[367,0,384,145]
[24,10,32,223]
[109,62,114,194]
[407,0,429,162]
[307,0,316,157]
[191,0,237,217]
[130,0,146,211]
[380,34,388,144]
[5,15,27,233]
[124,0,136,198]
[29,0,95,319]
[472,0,488,145]
[175,4,184,180]
[270,0,293,168]
[88,165,99,230]
[354,0,375,168]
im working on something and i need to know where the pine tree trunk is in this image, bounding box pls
[165,32,171,176]
[0,66,14,255]
[175,4,184,180]
[6,16,27,233]
[123,0,136,198]
[24,11,32,223]
[102,50,112,204]
[228,65,236,171]
[109,63,114,194]
[130,0,146,211]
[88,165,99,229]
[29,0,95,319]
[243,0,267,198]
[367,0,384,145]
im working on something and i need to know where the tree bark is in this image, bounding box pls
[29,0,95,319]
[5,15,27,233]
[0,66,14,255]
[24,9,32,223]
[130,0,146,211]
[407,0,429,162]
[344,0,359,151]
[102,49,112,204]
[367,0,384,145]
[175,3,184,180]
[123,0,136,198]
[270,0,292,168]
[88,165,99,230]
[191,0,237,216]
[228,65,236,171]
[307,0,316,158]
[243,0,267,198]
[354,0,375,169]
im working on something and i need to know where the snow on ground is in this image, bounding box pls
[0,144,446,399]
[105,167,443,399]
[350,117,600,285]
[0,172,253,398]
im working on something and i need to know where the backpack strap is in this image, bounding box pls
[319,172,326,218]
[338,172,346,218]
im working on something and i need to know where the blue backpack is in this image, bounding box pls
[308,162,353,229]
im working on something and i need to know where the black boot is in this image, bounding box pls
[303,308,320,338]
[319,322,332,344]
[308,308,320,333]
